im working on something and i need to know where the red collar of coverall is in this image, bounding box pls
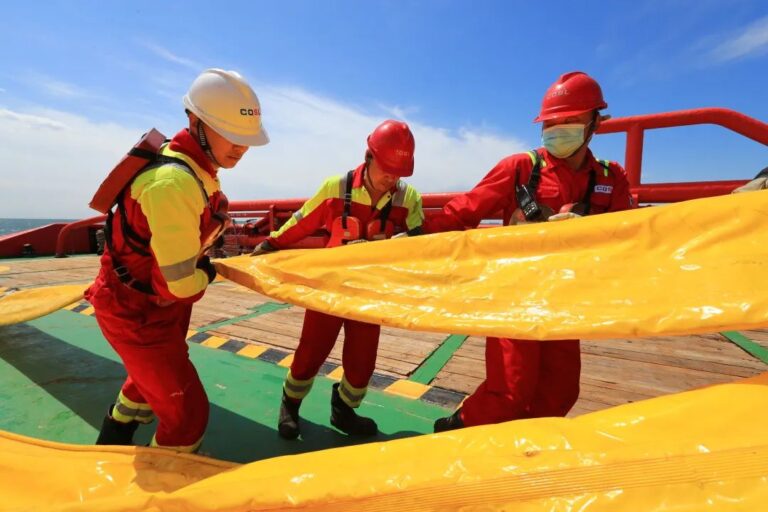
[541,148,600,173]
[168,129,218,178]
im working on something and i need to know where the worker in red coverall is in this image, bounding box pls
[426,72,635,432]
[87,69,269,451]
[251,120,424,439]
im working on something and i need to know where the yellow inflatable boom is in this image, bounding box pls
[0,284,86,326]
[3,371,767,510]
[216,191,768,340]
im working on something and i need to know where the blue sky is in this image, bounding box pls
[1,0,766,218]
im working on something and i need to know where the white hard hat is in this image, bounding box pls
[183,68,269,146]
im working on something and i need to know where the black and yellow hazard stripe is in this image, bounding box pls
[65,300,467,409]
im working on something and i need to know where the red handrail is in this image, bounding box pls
[227,193,462,213]
[54,215,106,258]
[56,108,766,254]
[226,108,764,213]
[598,107,768,188]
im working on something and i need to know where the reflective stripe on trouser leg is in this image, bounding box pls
[112,390,155,424]
[95,294,209,451]
[284,369,315,400]
[150,434,203,454]
[338,374,368,408]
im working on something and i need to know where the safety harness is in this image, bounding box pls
[104,154,210,295]
[332,169,396,246]
[514,150,611,221]
[90,129,227,295]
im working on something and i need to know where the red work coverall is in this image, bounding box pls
[86,129,227,450]
[268,164,424,405]
[424,148,634,426]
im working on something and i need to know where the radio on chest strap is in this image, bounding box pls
[514,150,610,220]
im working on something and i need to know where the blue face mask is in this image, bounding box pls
[541,123,587,158]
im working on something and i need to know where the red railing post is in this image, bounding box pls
[268,205,276,232]
[55,215,106,258]
[625,125,644,188]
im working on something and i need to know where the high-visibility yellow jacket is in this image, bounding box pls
[104,128,228,302]
[267,163,424,248]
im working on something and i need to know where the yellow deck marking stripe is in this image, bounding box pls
[237,345,268,359]
[200,335,229,349]
[326,367,345,381]
[385,380,431,399]
[278,354,294,368]
[63,300,462,406]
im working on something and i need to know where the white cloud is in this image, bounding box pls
[41,79,85,98]
[710,15,768,62]
[38,77,90,98]
[140,40,201,70]
[0,108,67,130]
[226,85,526,204]
[0,85,527,218]
[20,72,103,100]
[0,108,142,218]
[377,103,420,120]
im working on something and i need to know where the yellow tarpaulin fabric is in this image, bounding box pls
[3,372,768,511]
[216,191,768,340]
[0,284,86,326]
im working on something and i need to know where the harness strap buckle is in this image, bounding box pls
[113,265,154,295]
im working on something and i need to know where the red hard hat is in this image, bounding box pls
[534,71,607,123]
[366,120,415,177]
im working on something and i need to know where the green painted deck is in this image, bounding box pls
[0,310,449,463]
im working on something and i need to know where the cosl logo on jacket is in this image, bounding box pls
[594,184,613,194]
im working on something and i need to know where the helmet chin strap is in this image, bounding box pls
[363,152,376,191]
[363,164,375,192]
[196,119,222,168]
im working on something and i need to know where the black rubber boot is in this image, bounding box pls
[330,383,378,436]
[95,406,139,445]
[434,408,464,433]
[278,392,302,440]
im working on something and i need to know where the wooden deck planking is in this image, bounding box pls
[735,329,768,350]
[3,255,767,417]
[189,282,272,328]
[581,339,765,377]
[431,336,485,394]
[0,257,100,288]
[431,332,767,413]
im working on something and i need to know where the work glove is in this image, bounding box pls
[547,212,582,222]
[251,240,277,257]
[196,255,217,283]
[732,177,768,194]
[510,205,555,225]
